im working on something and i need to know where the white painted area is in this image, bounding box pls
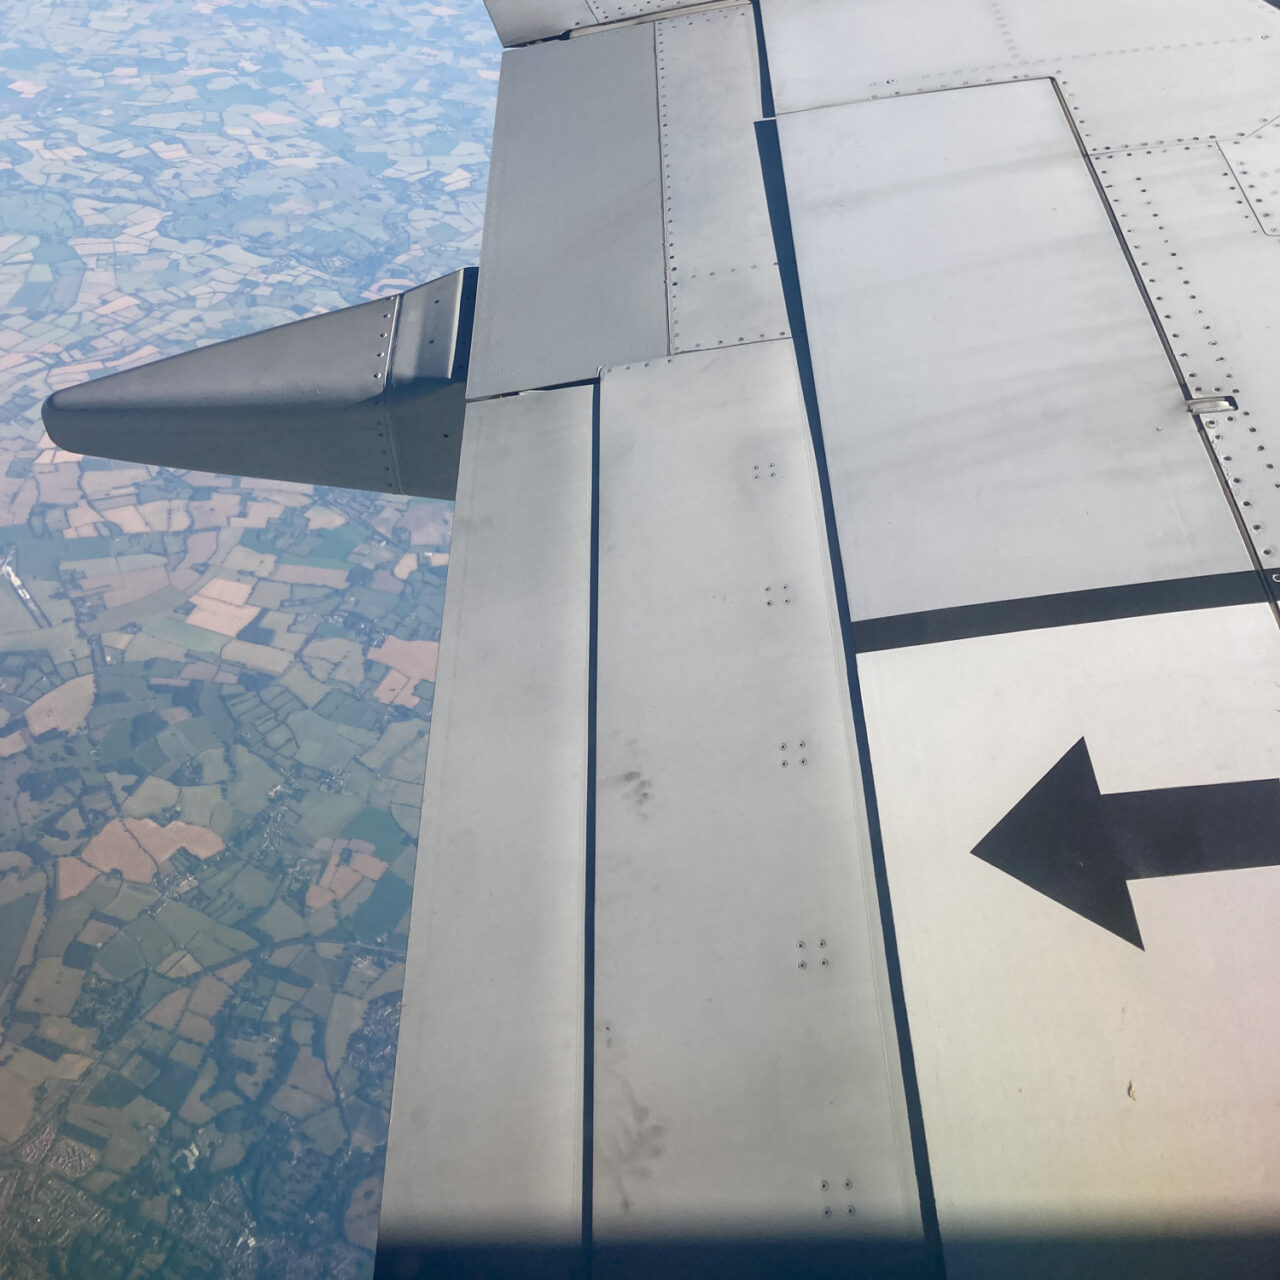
[858,603,1280,1245]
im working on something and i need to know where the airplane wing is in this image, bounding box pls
[44,1,1280,1276]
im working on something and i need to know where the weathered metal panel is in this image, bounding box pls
[858,600,1280,1275]
[483,0,747,44]
[1052,41,1280,156]
[1002,0,1278,61]
[656,4,789,352]
[759,0,1280,140]
[1224,117,1280,236]
[379,387,593,1242]
[588,0,726,24]
[1100,142,1280,598]
[776,80,1252,624]
[483,0,597,46]
[592,342,922,1238]
[759,0,1006,115]
[467,27,668,398]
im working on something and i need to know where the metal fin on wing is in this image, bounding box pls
[482,0,723,47]
[41,267,476,499]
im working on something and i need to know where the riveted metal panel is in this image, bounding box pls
[484,0,597,45]
[588,0,710,21]
[592,342,921,1238]
[1099,142,1280,598]
[1000,0,1279,63]
[379,387,592,1243]
[1225,118,1280,235]
[1055,41,1280,156]
[858,601,1280,1275]
[759,0,1007,114]
[777,80,1252,624]
[467,27,668,398]
[759,0,1280,152]
[656,5,789,353]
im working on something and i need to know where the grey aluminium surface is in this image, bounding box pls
[482,0,742,45]
[592,341,921,1237]
[776,79,1253,624]
[656,4,789,353]
[758,0,1280,148]
[483,0,597,45]
[41,269,474,500]
[466,25,669,398]
[587,0,726,24]
[759,0,1007,115]
[1224,118,1280,235]
[379,386,593,1243]
[1100,142,1280,591]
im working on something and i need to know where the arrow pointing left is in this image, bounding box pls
[972,738,1280,949]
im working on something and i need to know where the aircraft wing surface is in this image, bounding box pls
[44,1,1280,1276]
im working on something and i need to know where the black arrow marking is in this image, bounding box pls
[972,739,1280,949]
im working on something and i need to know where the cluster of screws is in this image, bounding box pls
[796,937,829,970]
[818,1175,856,1219]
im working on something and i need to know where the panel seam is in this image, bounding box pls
[581,378,602,1264]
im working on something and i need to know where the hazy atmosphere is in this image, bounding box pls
[0,1,498,1274]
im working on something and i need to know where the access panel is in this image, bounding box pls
[656,4,790,353]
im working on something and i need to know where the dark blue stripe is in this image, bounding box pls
[852,571,1268,653]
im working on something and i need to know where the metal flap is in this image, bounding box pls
[466,27,668,397]
[483,0,597,44]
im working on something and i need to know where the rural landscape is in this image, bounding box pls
[0,0,499,1273]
